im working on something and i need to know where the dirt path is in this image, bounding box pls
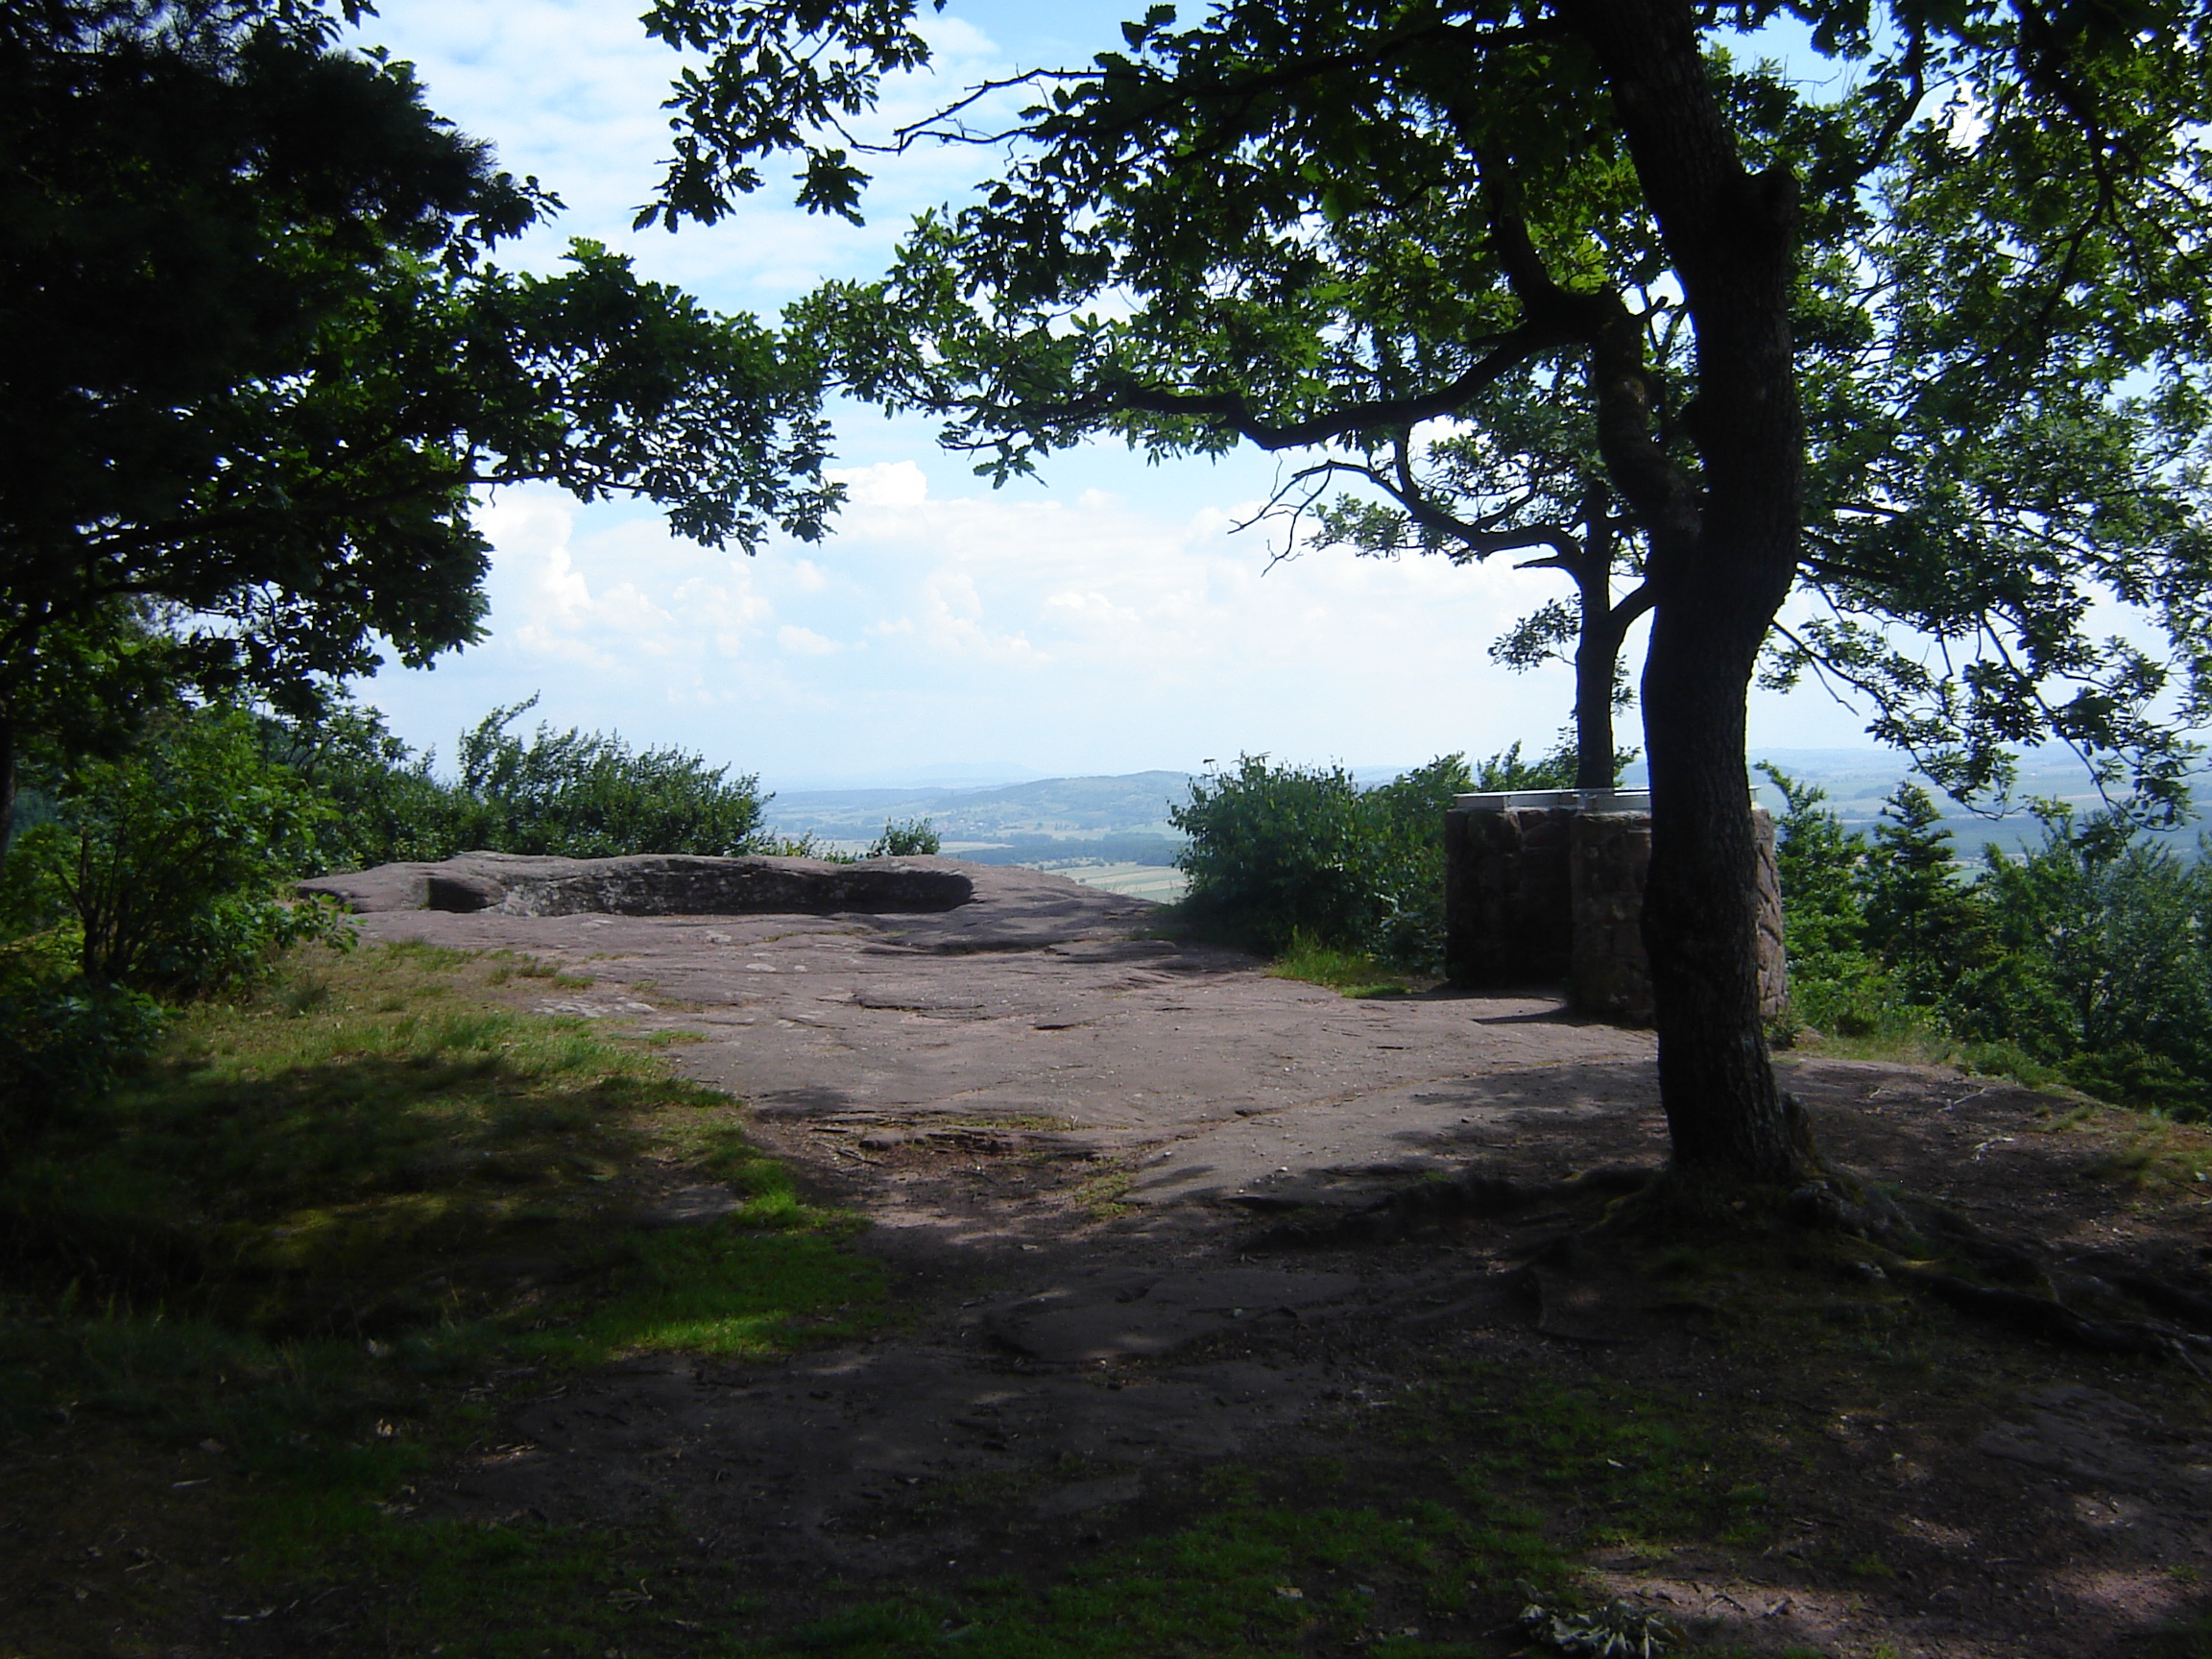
[336,863,2212,1658]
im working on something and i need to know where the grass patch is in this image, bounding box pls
[1071,1165,1137,1220]
[683,1368,1749,1659]
[1,936,881,1362]
[745,1502,1519,1658]
[1266,933,1412,998]
[1383,1368,1750,1554]
[0,937,882,1647]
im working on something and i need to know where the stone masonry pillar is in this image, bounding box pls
[1446,789,1786,1023]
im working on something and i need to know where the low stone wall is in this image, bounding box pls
[1448,805,1786,1022]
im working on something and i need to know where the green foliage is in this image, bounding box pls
[1473,741,1578,793]
[0,972,165,1167]
[1172,753,1470,973]
[443,698,766,860]
[1472,739,1636,793]
[1173,756,1372,958]
[10,706,349,995]
[288,694,769,866]
[1861,783,1987,1006]
[1768,768,2212,1118]
[275,697,457,867]
[677,0,2212,821]
[1759,765,1908,1043]
[1959,809,2212,1108]
[867,816,942,857]
[754,830,859,862]
[1,1,837,851]
[1758,767,1867,966]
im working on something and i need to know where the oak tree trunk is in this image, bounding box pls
[1572,503,1622,792]
[1564,0,1815,1185]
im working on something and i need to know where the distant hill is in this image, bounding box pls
[761,771,1194,847]
[760,750,2202,868]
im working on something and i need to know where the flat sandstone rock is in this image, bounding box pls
[299,851,977,918]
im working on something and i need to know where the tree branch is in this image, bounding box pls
[1030,322,1574,451]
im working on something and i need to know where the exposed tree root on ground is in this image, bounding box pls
[1254,1121,2212,1370]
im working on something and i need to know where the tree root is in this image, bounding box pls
[1244,1166,1651,1250]
[1893,1265,2206,1368]
[1247,1153,2212,1366]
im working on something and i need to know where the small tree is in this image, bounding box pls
[284,694,771,865]
[16,707,348,994]
[1858,784,1989,1009]
[1171,753,1473,972]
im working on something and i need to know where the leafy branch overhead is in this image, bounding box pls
[0,0,842,853]
[660,0,2212,822]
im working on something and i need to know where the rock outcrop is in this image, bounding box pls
[299,851,974,918]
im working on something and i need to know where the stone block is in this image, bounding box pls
[1447,803,1787,1023]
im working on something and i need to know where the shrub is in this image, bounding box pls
[1470,736,1638,792]
[12,706,349,995]
[276,697,459,868]
[1959,807,2212,1112]
[1765,764,2212,1119]
[754,830,857,862]
[0,974,165,1166]
[1171,753,1472,971]
[1357,755,1477,970]
[1472,740,1577,791]
[1173,756,1382,957]
[867,817,941,857]
[448,697,766,858]
[286,693,770,866]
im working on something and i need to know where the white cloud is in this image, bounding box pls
[344,3,1897,781]
[831,459,933,511]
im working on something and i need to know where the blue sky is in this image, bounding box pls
[349,0,1891,790]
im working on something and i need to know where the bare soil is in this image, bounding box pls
[7,863,2210,1657]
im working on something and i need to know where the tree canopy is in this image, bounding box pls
[0,0,840,846]
[638,0,2212,1189]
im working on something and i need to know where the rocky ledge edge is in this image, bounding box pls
[298,851,974,918]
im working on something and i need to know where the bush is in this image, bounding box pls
[867,817,941,858]
[276,698,458,868]
[10,706,350,996]
[287,694,770,866]
[0,974,165,1166]
[1471,740,1577,791]
[1173,757,1381,957]
[1171,753,1472,972]
[1765,766,2212,1119]
[1469,736,1638,792]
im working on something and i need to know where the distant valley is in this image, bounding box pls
[757,745,2186,897]
[759,771,1194,899]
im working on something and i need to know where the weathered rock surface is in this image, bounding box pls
[301,851,976,918]
[334,867,1653,1205]
[983,1266,1366,1361]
